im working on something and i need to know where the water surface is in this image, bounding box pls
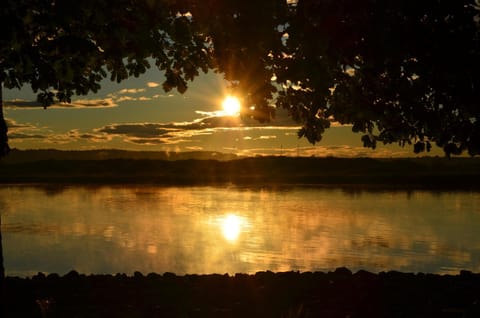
[1,185,479,276]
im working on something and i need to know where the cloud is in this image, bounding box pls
[95,123,189,145]
[97,115,246,137]
[104,86,170,104]
[5,119,37,129]
[195,116,243,128]
[4,83,165,108]
[6,119,51,142]
[114,95,154,103]
[89,110,306,147]
[152,94,174,98]
[4,98,118,109]
[116,96,135,103]
[92,117,239,145]
[3,99,44,108]
[122,137,172,145]
[257,135,277,140]
[241,134,279,141]
[147,82,160,88]
[96,123,176,138]
[117,88,146,94]
[196,106,301,128]
[95,121,213,145]
[26,129,115,145]
[67,129,112,143]
[5,80,170,110]
[330,121,351,128]
[185,146,203,151]
[9,132,46,139]
[8,129,71,144]
[56,98,117,108]
[6,119,112,145]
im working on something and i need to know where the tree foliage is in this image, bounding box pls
[1,0,480,157]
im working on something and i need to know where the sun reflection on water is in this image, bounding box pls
[220,214,245,242]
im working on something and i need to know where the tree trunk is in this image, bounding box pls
[0,82,10,157]
[0,208,4,316]
[0,82,8,316]
[0,213,4,282]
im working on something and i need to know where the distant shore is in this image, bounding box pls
[1,150,479,188]
[3,268,480,317]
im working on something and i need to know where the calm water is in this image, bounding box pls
[1,185,479,276]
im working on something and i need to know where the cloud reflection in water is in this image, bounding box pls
[1,185,479,276]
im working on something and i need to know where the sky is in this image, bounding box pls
[3,66,444,157]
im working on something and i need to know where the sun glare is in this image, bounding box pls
[221,214,242,242]
[222,96,241,116]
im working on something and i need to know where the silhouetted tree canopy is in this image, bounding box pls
[195,0,480,157]
[1,0,480,157]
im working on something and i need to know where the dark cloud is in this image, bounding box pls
[94,123,191,145]
[96,123,176,138]
[95,116,244,140]
[67,130,111,142]
[9,132,46,139]
[5,98,117,109]
[4,100,44,108]
[91,111,303,147]
[124,137,170,145]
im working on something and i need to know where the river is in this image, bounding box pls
[1,185,479,276]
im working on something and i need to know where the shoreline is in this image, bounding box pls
[3,268,480,317]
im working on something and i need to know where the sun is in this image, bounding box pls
[222,96,241,116]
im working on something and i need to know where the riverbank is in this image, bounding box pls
[1,153,480,188]
[3,268,480,317]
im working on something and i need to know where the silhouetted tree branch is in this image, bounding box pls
[0,214,4,316]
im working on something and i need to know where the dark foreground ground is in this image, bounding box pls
[2,268,480,318]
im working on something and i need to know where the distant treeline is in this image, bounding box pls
[0,149,239,162]
[1,150,479,188]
